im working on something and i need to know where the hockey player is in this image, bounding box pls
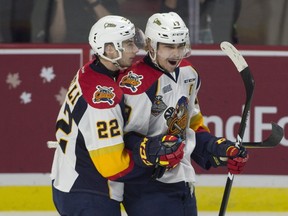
[50,15,185,216]
[118,12,249,216]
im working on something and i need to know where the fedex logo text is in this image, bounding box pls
[204,106,287,146]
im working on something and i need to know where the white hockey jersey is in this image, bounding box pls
[50,59,155,201]
[118,55,210,184]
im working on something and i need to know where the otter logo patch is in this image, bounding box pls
[92,85,115,105]
[119,71,143,92]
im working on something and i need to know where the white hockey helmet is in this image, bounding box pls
[145,12,191,57]
[89,15,136,62]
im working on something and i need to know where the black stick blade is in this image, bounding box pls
[242,122,284,148]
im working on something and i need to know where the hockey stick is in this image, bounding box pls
[218,41,255,216]
[242,122,283,148]
[47,120,283,150]
[47,141,58,148]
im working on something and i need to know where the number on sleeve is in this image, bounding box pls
[97,119,121,139]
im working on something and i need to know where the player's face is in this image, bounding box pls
[118,39,139,68]
[156,43,186,72]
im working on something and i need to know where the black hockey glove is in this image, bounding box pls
[133,134,185,168]
[207,137,247,158]
[207,137,249,174]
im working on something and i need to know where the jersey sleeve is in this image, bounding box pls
[188,67,210,133]
[82,103,154,182]
[187,67,214,169]
[79,104,132,179]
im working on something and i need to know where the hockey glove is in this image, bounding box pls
[134,134,185,168]
[209,154,249,174]
[207,137,249,174]
[227,155,249,174]
[207,137,248,158]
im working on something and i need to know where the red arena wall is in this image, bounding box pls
[1,44,287,175]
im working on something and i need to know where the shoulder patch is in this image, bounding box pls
[92,85,115,105]
[151,95,167,116]
[119,71,143,93]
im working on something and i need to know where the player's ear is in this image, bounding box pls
[104,43,116,57]
[145,38,153,52]
[144,38,150,52]
[146,38,156,58]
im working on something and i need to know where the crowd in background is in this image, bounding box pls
[0,0,287,45]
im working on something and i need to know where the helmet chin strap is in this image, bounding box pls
[148,48,164,72]
[113,51,128,70]
[113,61,127,70]
[100,50,126,70]
[149,52,169,73]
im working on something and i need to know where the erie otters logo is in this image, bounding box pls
[92,85,115,105]
[119,71,143,92]
[164,96,189,137]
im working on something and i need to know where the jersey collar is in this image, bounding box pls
[90,56,120,81]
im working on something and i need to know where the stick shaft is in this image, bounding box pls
[218,43,255,216]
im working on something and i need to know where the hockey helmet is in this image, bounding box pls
[145,12,191,58]
[89,15,136,62]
